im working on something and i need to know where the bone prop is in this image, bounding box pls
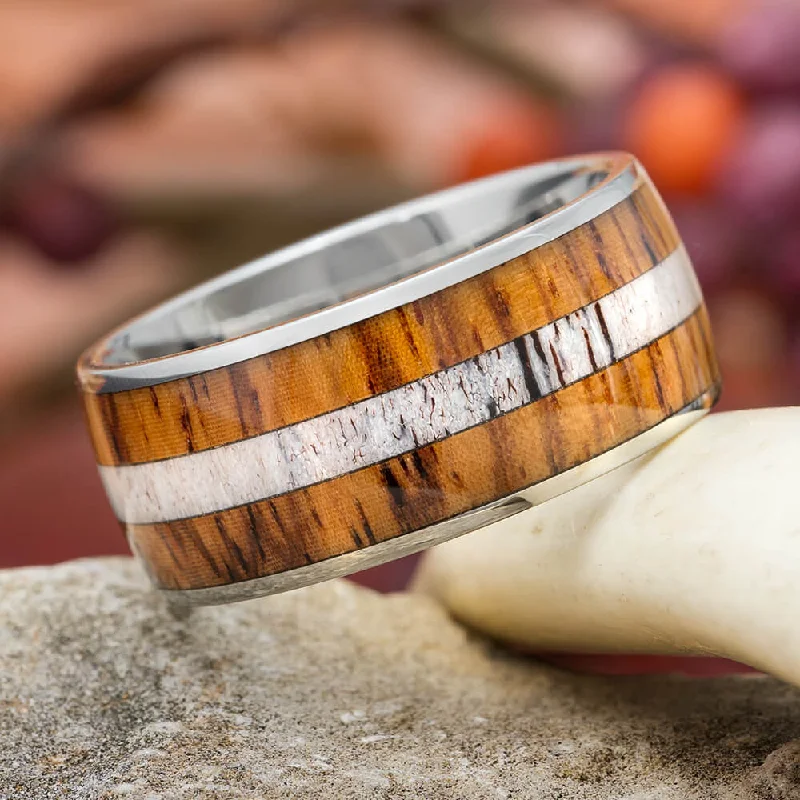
[414,409,800,686]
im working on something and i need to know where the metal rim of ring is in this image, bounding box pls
[82,153,637,392]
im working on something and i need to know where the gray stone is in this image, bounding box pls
[1,558,799,799]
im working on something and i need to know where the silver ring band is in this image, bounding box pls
[78,153,720,603]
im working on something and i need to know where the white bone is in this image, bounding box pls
[414,408,800,685]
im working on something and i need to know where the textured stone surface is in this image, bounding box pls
[1,558,799,799]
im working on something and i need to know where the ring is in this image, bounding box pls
[78,153,720,605]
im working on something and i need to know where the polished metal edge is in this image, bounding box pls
[90,154,639,391]
[160,391,713,607]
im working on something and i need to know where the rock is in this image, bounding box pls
[749,741,800,799]
[1,558,800,799]
[416,409,800,686]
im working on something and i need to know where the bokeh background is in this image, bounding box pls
[0,0,798,650]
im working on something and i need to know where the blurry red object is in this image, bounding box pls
[623,63,743,195]
[718,103,800,230]
[670,201,741,292]
[710,286,791,409]
[768,229,800,300]
[718,2,800,94]
[534,653,755,677]
[350,555,421,593]
[0,403,126,569]
[453,101,563,183]
[3,171,118,264]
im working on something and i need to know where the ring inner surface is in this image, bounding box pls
[105,164,610,366]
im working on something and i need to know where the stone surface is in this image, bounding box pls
[1,558,800,799]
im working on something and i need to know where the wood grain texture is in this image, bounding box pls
[80,182,679,467]
[129,309,720,591]
[98,247,703,526]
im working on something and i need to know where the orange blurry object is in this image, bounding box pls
[623,63,744,195]
[453,101,563,183]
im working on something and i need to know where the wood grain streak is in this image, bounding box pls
[130,310,720,591]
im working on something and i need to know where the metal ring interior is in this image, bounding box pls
[85,153,637,391]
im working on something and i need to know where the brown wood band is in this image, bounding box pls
[80,182,679,467]
[129,308,720,592]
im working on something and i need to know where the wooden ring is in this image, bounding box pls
[78,153,720,605]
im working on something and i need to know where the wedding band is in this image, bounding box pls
[78,153,720,605]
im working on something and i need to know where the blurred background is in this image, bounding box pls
[0,0,798,628]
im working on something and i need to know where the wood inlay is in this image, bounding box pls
[99,246,701,525]
[80,182,679,467]
[128,309,720,591]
